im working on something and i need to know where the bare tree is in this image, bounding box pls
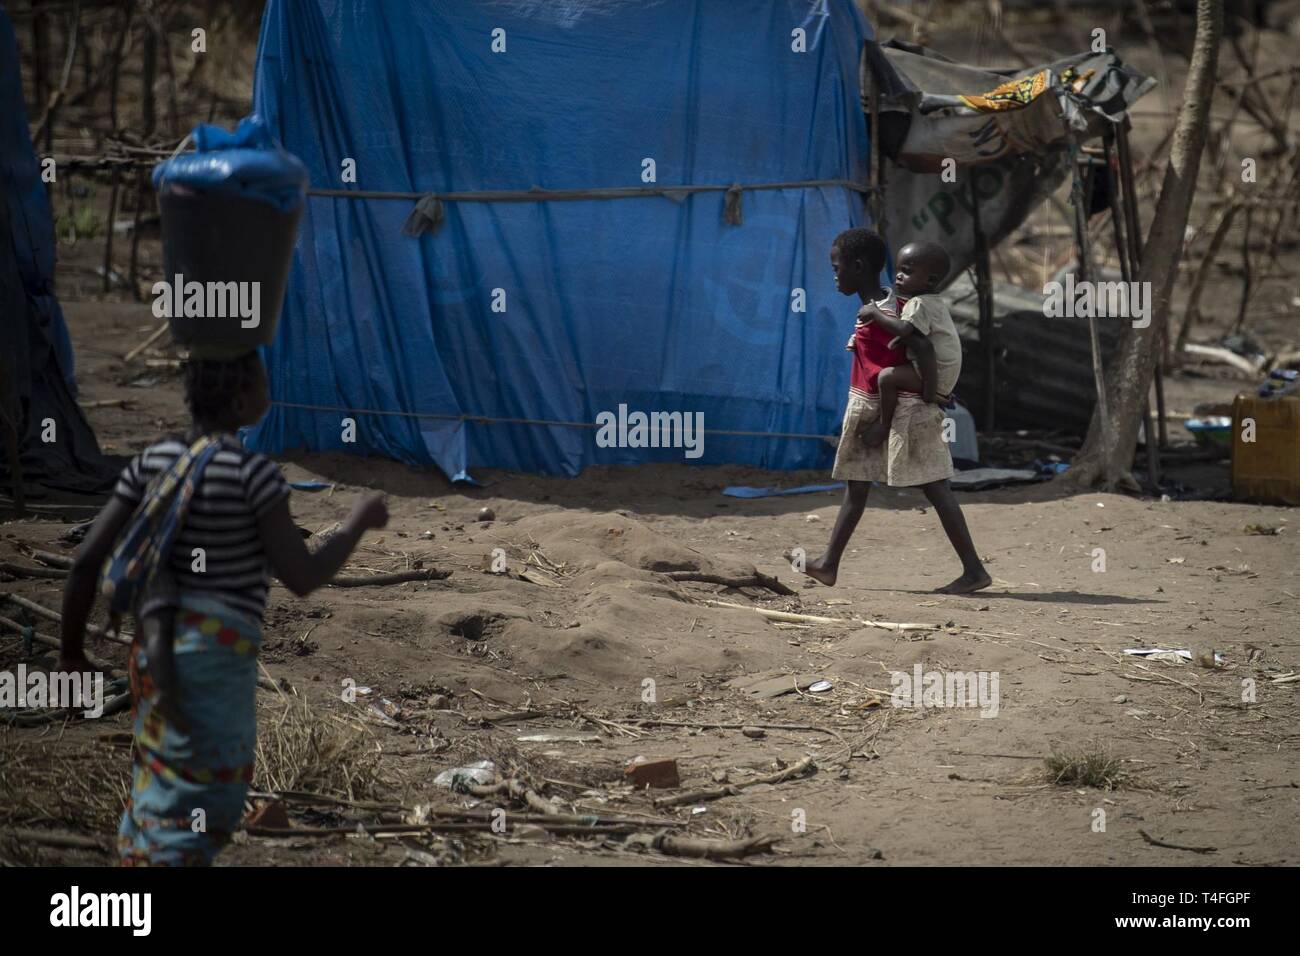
[1062,0,1224,490]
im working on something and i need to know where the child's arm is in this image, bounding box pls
[59,497,135,672]
[258,493,388,596]
[858,302,913,340]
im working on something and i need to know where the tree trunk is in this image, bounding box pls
[1060,0,1224,491]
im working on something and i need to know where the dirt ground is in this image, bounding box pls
[4,3,1300,868]
[2,297,1298,868]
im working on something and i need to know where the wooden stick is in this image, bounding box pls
[1172,201,1241,365]
[1182,343,1261,375]
[703,599,935,632]
[0,614,118,674]
[633,718,842,740]
[653,756,817,809]
[0,562,68,580]
[325,568,451,587]
[631,832,779,860]
[21,548,73,569]
[264,790,683,829]
[4,827,111,853]
[1138,829,1216,854]
[465,778,561,816]
[1232,205,1255,335]
[123,322,169,362]
[0,592,132,647]
[664,570,795,596]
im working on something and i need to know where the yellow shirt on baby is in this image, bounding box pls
[900,295,962,397]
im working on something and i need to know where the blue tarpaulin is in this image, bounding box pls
[2,8,119,494]
[248,0,874,479]
[1,10,75,389]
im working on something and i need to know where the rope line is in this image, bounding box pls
[269,401,836,442]
[306,178,873,202]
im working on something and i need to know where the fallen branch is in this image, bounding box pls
[123,321,169,362]
[1125,663,1205,703]
[246,820,639,839]
[626,832,779,860]
[665,570,795,596]
[632,717,844,743]
[0,562,69,580]
[1182,342,1263,375]
[0,614,119,674]
[1,593,132,647]
[653,755,817,809]
[465,777,561,816]
[1138,829,1216,854]
[3,828,112,853]
[704,599,935,632]
[21,548,73,569]
[325,568,451,588]
[265,789,682,829]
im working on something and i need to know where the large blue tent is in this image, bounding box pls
[248,0,875,479]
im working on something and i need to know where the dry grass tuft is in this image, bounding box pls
[1042,746,1133,791]
[0,730,131,833]
[254,693,386,800]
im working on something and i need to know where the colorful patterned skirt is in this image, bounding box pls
[118,593,262,866]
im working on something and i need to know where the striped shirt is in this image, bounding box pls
[113,436,291,621]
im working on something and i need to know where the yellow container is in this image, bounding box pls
[1232,394,1300,505]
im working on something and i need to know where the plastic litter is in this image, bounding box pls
[722,483,844,499]
[1124,647,1224,665]
[434,760,496,791]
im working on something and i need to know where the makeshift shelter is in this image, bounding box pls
[860,40,1155,434]
[247,0,877,479]
[0,8,119,508]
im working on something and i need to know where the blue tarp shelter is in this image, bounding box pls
[248,0,875,479]
[1,8,118,497]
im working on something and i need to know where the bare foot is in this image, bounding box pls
[935,571,992,594]
[801,556,838,587]
[860,420,889,448]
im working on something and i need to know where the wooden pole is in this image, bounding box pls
[969,174,995,431]
[1072,154,1114,487]
[141,15,156,139]
[867,50,886,244]
[128,168,146,299]
[102,168,120,292]
[1104,128,1160,491]
[108,1,133,135]
[32,3,51,154]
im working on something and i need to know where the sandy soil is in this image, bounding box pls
[2,296,1297,868]
[4,4,1299,868]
